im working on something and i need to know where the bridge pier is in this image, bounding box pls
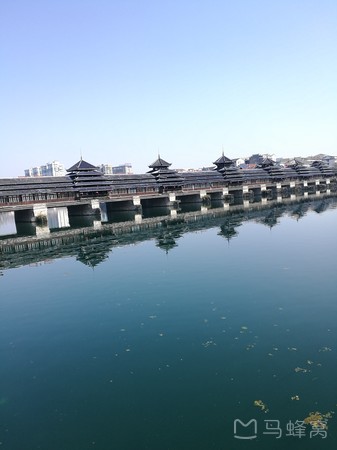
[91,200,108,222]
[135,213,142,224]
[242,185,254,202]
[35,224,50,237]
[0,211,17,237]
[47,207,70,229]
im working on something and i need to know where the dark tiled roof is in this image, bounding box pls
[148,157,171,168]
[213,154,233,165]
[67,159,98,172]
[258,158,275,168]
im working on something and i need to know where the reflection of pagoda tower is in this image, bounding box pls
[155,232,178,253]
[213,152,243,183]
[148,156,183,192]
[67,158,111,197]
[155,227,184,253]
[218,217,242,242]
[313,200,329,214]
[255,206,284,228]
[76,244,110,268]
[290,202,309,221]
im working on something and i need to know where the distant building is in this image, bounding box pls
[24,166,42,177]
[24,161,66,177]
[245,154,276,165]
[245,154,263,165]
[98,164,113,175]
[99,163,133,175]
[233,158,245,167]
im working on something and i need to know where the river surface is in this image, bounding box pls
[0,197,337,449]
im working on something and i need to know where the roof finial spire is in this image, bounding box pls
[80,148,82,161]
[222,145,224,157]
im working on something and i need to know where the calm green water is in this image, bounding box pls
[1,201,337,450]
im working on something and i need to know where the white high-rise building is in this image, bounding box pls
[24,161,66,177]
[99,163,133,175]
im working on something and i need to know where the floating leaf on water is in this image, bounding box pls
[303,411,334,430]
[291,395,300,401]
[254,400,269,413]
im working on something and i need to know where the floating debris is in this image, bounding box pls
[294,367,308,373]
[202,340,216,348]
[246,343,256,351]
[318,347,332,352]
[254,400,269,413]
[303,411,334,430]
[288,347,297,351]
[291,395,300,401]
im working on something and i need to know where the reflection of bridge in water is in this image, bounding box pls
[1,193,336,272]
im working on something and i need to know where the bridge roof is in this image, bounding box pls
[148,157,171,168]
[67,159,98,172]
[213,154,233,165]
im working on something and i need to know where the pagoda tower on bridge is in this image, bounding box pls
[147,156,183,192]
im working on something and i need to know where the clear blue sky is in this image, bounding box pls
[1,0,336,177]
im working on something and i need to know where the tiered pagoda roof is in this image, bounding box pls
[147,156,184,189]
[148,157,172,169]
[67,158,111,193]
[257,158,286,180]
[258,157,275,168]
[311,160,335,177]
[213,153,243,183]
[291,160,320,178]
[213,153,233,170]
[67,159,99,172]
